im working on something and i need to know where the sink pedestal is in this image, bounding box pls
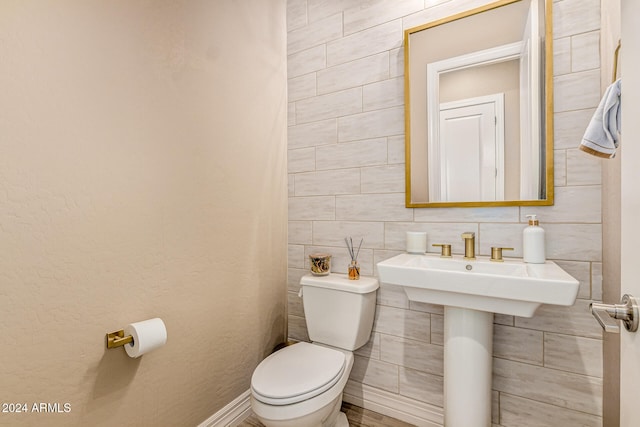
[444,307,493,427]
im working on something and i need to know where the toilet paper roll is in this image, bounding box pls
[124,318,167,358]
[406,231,427,254]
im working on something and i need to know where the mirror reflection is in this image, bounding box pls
[405,0,553,207]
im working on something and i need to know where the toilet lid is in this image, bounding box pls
[251,342,346,406]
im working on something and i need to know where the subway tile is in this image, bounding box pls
[338,106,404,142]
[288,195,335,220]
[307,0,350,23]
[553,0,600,40]
[399,367,444,407]
[288,267,307,293]
[554,260,592,300]
[288,314,310,342]
[521,185,601,224]
[288,174,295,197]
[384,222,479,254]
[288,118,337,150]
[499,393,602,427]
[544,333,603,377]
[554,70,601,113]
[287,0,307,32]
[566,148,602,186]
[327,20,403,67]
[312,220,385,249]
[294,168,360,196]
[363,77,404,111]
[591,262,602,301]
[343,0,424,36]
[288,244,305,269]
[317,52,390,95]
[554,109,596,150]
[296,87,362,124]
[288,147,316,173]
[493,324,543,366]
[350,354,399,393]
[479,223,602,261]
[553,37,571,76]
[430,314,444,345]
[288,73,317,102]
[288,221,312,245]
[316,138,388,170]
[376,282,410,309]
[380,334,444,375]
[373,305,431,342]
[288,13,343,55]
[554,149,567,187]
[288,290,305,317]
[414,207,519,223]
[355,332,381,360]
[336,193,413,222]
[288,45,326,79]
[571,31,600,72]
[361,164,405,194]
[388,135,405,164]
[409,301,444,315]
[304,245,374,276]
[402,0,487,30]
[288,102,296,126]
[515,299,603,339]
[493,358,602,415]
[545,223,602,262]
[389,47,404,78]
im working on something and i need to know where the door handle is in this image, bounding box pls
[590,294,639,333]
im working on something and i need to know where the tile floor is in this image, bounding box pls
[238,402,415,427]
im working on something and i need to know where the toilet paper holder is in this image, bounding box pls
[106,330,134,349]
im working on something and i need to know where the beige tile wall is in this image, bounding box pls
[286,0,604,425]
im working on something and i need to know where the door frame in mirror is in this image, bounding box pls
[404,0,554,208]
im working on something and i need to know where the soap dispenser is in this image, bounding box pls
[523,214,545,264]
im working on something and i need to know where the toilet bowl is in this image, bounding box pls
[249,274,378,427]
[251,342,353,427]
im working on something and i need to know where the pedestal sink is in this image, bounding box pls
[377,253,579,427]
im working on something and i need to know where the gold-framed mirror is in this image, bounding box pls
[405,0,553,208]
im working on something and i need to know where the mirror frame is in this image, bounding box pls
[404,0,554,208]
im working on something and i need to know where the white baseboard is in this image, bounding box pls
[198,389,252,427]
[343,381,444,427]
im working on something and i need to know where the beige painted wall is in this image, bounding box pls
[0,1,287,426]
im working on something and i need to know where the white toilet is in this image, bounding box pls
[250,273,379,427]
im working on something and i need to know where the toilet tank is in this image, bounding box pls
[300,274,378,351]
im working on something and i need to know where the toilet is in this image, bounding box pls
[250,273,379,427]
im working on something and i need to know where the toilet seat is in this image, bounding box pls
[251,342,346,406]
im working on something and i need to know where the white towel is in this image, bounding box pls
[580,78,622,159]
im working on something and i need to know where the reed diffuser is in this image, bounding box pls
[345,237,363,280]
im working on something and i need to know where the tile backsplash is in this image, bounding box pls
[287,0,603,425]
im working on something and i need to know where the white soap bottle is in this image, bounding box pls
[523,214,545,264]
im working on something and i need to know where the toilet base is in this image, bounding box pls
[335,411,349,427]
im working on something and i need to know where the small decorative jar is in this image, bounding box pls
[309,253,331,276]
[348,260,360,280]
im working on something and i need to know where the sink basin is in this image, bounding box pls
[377,253,579,317]
[377,252,580,426]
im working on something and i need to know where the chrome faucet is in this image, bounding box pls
[461,232,476,260]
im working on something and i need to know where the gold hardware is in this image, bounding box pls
[612,39,621,84]
[461,232,476,260]
[490,247,514,262]
[106,330,134,349]
[432,244,452,257]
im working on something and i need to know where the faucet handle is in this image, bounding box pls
[432,244,452,258]
[490,247,514,262]
[461,232,475,239]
